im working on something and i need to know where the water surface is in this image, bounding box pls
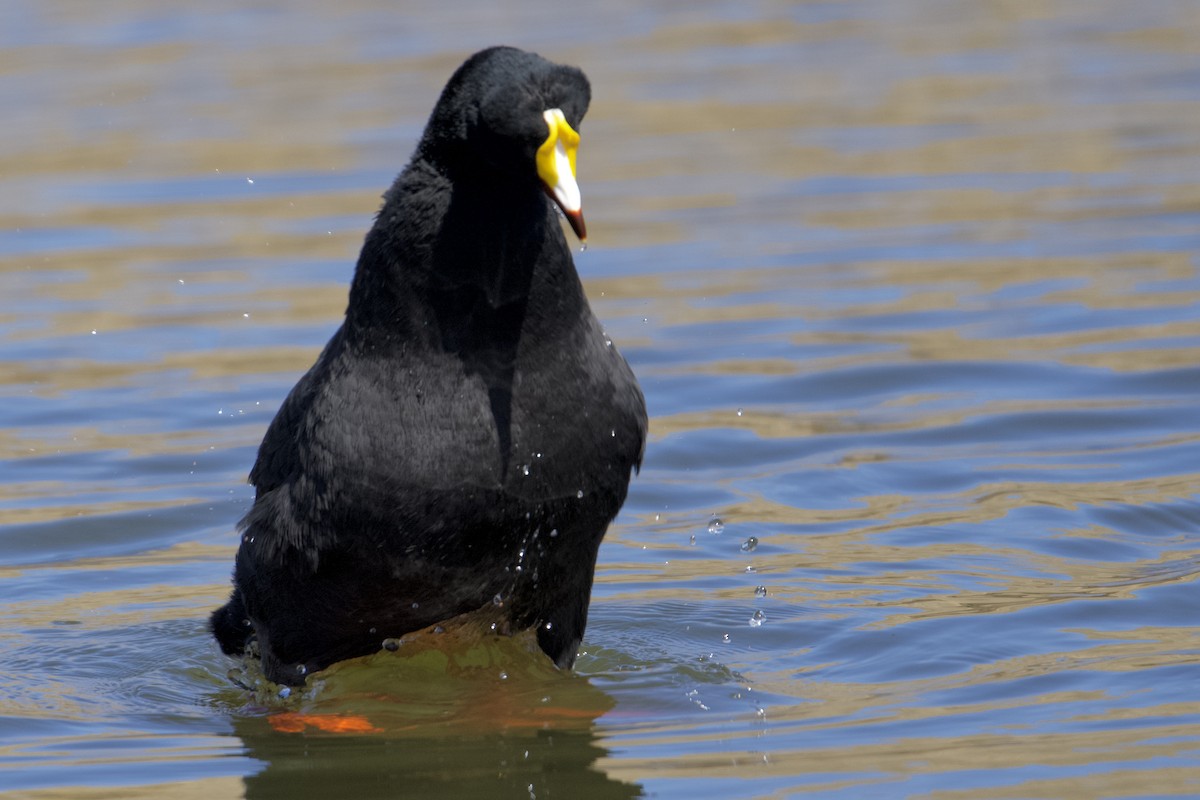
[2,1,1199,797]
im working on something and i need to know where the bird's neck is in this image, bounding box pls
[434,168,552,306]
[344,158,576,345]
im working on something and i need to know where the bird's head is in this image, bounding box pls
[419,46,591,242]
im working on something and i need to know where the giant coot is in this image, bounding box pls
[210,46,646,686]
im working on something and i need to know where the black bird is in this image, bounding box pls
[209,46,646,687]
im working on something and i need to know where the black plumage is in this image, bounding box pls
[209,46,646,686]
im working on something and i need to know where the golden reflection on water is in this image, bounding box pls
[0,497,193,528]
[0,580,237,632]
[4,778,246,800]
[599,723,1200,794]
[652,397,1152,440]
[0,541,231,581]
[699,470,1200,540]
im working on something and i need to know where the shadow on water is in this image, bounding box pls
[217,629,643,800]
[233,719,637,800]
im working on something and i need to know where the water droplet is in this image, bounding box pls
[543,621,553,630]
[499,670,508,680]
[278,686,291,699]
[740,537,759,553]
[368,626,377,634]
[295,664,307,676]
[736,408,744,417]
[611,429,616,437]
[383,638,401,651]
[707,516,724,535]
[492,593,504,607]
[722,633,731,643]
[522,464,530,476]
[411,601,420,609]
[745,565,757,573]
[579,242,588,253]
[755,585,767,598]
[549,528,559,538]
[689,534,696,545]
[577,489,584,499]
[433,625,445,634]
[749,610,765,628]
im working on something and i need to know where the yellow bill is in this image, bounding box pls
[536,108,586,242]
